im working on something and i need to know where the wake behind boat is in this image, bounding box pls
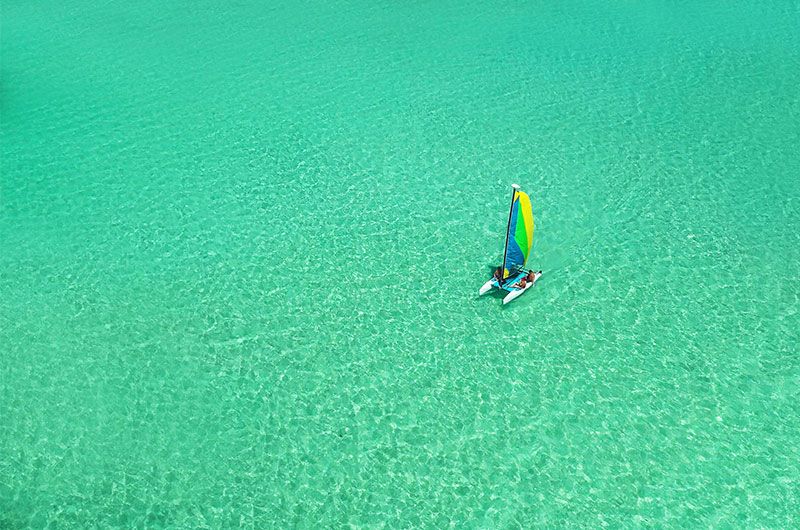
[479,184,541,304]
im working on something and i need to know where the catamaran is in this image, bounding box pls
[479,184,541,304]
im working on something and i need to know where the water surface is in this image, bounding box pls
[2,0,799,526]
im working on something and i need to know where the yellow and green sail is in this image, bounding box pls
[503,190,535,278]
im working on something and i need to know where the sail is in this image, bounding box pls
[503,190,534,278]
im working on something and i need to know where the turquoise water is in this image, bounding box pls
[2,0,799,526]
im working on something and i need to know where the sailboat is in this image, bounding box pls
[479,184,541,304]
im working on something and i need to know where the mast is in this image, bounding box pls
[500,184,520,285]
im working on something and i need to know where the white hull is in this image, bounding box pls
[478,280,495,295]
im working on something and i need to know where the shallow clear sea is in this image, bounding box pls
[2,1,799,527]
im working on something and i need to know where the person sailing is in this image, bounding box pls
[492,267,503,282]
[513,270,541,289]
